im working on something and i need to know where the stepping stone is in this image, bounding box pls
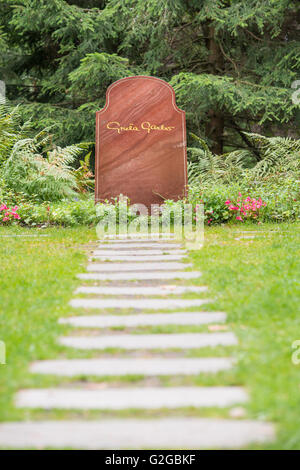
[103,238,176,242]
[238,236,256,239]
[93,250,185,256]
[86,262,192,272]
[91,255,185,261]
[59,332,238,350]
[60,312,226,328]
[69,298,212,310]
[235,236,256,241]
[104,233,174,239]
[16,386,248,410]
[78,271,202,281]
[98,243,182,249]
[0,418,275,449]
[75,285,208,296]
[29,357,233,377]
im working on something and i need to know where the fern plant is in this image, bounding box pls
[3,130,83,201]
[187,132,300,188]
[0,106,31,166]
[188,133,246,185]
[244,133,300,179]
[74,151,95,194]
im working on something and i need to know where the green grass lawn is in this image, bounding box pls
[0,226,97,422]
[190,222,300,449]
[0,222,299,449]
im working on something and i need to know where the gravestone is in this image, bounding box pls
[95,76,187,208]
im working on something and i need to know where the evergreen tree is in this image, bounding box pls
[0,0,299,156]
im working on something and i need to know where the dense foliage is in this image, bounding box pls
[0,104,299,226]
[0,0,299,153]
[0,105,91,201]
[0,1,299,226]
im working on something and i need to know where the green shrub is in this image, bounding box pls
[16,198,97,227]
[0,105,32,165]
[3,132,83,202]
[189,176,299,224]
[1,177,298,227]
[186,132,300,224]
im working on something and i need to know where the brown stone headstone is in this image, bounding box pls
[95,76,187,208]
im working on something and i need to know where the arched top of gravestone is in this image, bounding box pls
[98,75,184,116]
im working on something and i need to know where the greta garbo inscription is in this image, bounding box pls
[106,121,175,134]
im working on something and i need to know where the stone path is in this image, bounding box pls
[29,357,233,376]
[58,332,237,350]
[16,386,248,410]
[92,254,185,261]
[75,285,208,295]
[0,235,275,449]
[99,243,182,249]
[69,297,212,309]
[78,271,201,280]
[59,311,226,328]
[93,249,185,256]
[0,419,274,450]
[86,261,191,271]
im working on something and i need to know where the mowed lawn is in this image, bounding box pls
[0,227,97,421]
[189,223,300,449]
[0,223,299,449]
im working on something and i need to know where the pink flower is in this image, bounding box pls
[0,203,21,224]
[225,194,266,224]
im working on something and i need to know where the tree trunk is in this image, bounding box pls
[206,110,224,154]
[204,24,225,154]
